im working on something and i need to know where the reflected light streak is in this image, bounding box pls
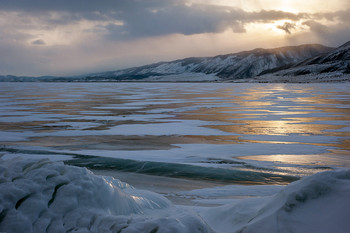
[237,153,350,168]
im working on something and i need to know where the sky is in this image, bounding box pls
[0,0,349,76]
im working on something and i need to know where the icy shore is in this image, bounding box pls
[0,158,212,233]
[0,158,349,233]
[199,167,350,233]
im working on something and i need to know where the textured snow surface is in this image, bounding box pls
[257,40,350,82]
[82,44,332,81]
[0,158,212,233]
[200,169,350,233]
[1,158,349,233]
[142,72,219,81]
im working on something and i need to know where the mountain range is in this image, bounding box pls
[256,41,350,82]
[1,41,349,82]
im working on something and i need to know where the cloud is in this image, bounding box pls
[99,5,317,39]
[303,21,329,34]
[0,0,316,40]
[32,39,46,45]
[0,0,349,40]
[313,8,350,22]
[301,20,350,46]
[0,0,349,76]
[111,4,247,38]
[277,22,297,34]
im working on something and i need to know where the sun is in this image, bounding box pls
[248,20,296,36]
[278,0,299,13]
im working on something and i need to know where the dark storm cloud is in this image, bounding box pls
[0,0,316,39]
[102,4,319,39]
[115,5,314,38]
[111,4,248,38]
[0,0,128,13]
[1,0,349,76]
[1,0,349,41]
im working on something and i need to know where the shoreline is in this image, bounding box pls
[0,73,350,84]
[90,169,226,206]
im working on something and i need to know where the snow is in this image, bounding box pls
[198,168,350,233]
[255,73,350,83]
[106,121,234,136]
[0,158,212,233]
[178,185,284,198]
[47,142,331,168]
[142,72,219,82]
[75,43,334,82]
[1,82,350,232]
[1,158,349,233]
[138,62,192,74]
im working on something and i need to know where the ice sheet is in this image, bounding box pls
[1,82,350,185]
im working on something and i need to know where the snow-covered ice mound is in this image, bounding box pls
[200,168,350,233]
[0,158,213,233]
[1,158,349,233]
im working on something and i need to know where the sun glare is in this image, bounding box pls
[278,0,299,13]
[246,21,287,36]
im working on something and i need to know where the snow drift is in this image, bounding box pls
[0,158,212,233]
[0,158,349,233]
[200,168,350,233]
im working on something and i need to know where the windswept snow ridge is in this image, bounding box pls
[200,169,350,233]
[1,158,349,233]
[0,158,212,233]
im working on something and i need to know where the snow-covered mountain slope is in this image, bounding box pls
[86,44,332,81]
[257,41,350,82]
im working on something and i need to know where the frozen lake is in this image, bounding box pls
[1,82,350,189]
